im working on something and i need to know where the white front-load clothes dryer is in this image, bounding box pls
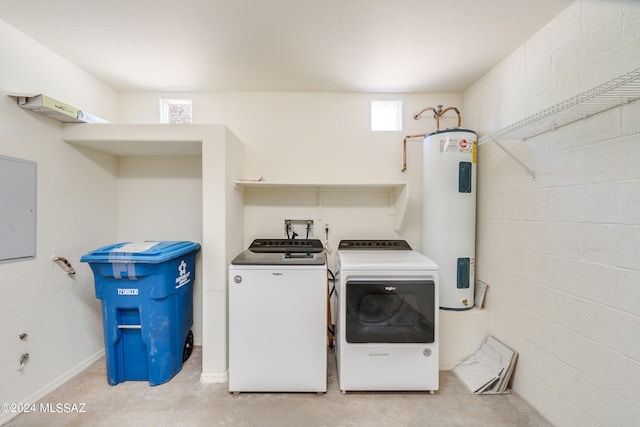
[335,240,439,392]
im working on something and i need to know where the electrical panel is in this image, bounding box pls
[0,155,37,262]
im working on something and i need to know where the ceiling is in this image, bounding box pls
[0,0,573,93]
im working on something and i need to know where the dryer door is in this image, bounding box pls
[346,280,435,343]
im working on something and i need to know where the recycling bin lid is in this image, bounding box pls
[80,241,201,264]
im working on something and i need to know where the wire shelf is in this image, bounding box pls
[478,67,640,144]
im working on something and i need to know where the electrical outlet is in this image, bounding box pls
[284,219,314,239]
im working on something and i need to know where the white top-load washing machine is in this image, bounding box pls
[336,240,439,392]
[228,239,327,393]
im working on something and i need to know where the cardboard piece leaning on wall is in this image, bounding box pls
[475,280,488,309]
[453,335,518,395]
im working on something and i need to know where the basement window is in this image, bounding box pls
[160,99,192,124]
[371,100,402,131]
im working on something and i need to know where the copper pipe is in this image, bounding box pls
[401,133,428,172]
[413,106,438,121]
[414,105,461,131]
[438,106,461,128]
[413,107,440,133]
[403,105,463,172]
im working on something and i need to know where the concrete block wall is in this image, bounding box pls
[463,1,640,426]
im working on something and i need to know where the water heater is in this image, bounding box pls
[422,129,477,310]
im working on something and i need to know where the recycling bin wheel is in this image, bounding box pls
[182,330,194,363]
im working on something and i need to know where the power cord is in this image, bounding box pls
[327,269,336,297]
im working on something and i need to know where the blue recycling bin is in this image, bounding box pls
[81,241,201,386]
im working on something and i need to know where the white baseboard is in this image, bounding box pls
[0,348,105,425]
[200,370,228,383]
[440,364,459,371]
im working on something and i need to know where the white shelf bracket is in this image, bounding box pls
[484,137,536,180]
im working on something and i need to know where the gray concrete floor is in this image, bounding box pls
[4,347,552,427]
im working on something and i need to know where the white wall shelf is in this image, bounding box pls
[478,67,640,179]
[62,123,205,156]
[234,180,409,231]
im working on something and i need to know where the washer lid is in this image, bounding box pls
[230,250,326,266]
[338,249,438,271]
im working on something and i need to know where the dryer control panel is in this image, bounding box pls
[338,240,412,250]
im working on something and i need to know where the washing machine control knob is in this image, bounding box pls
[423,348,432,358]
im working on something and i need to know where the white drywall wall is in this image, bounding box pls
[0,18,118,425]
